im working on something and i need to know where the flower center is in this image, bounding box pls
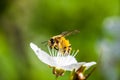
[47,46,79,57]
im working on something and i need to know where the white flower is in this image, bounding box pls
[30,42,96,71]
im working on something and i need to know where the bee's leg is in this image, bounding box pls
[54,47,58,50]
[50,45,53,49]
[68,45,72,53]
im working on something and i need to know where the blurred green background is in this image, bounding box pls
[0,0,120,80]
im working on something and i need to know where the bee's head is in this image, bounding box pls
[50,38,55,44]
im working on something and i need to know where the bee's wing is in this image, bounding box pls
[60,31,69,36]
[61,30,80,37]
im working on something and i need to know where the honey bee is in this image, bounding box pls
[48,30,79,54]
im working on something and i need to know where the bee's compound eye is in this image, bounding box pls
[50,38,54,44]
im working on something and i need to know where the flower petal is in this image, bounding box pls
[30,43,55,66]
[53,55,77,67]
[83,62,96,70]
[61,62,86,71]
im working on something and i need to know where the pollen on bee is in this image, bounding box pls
[47,30,79,55]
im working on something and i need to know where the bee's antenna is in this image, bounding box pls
[41,41,48,44]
